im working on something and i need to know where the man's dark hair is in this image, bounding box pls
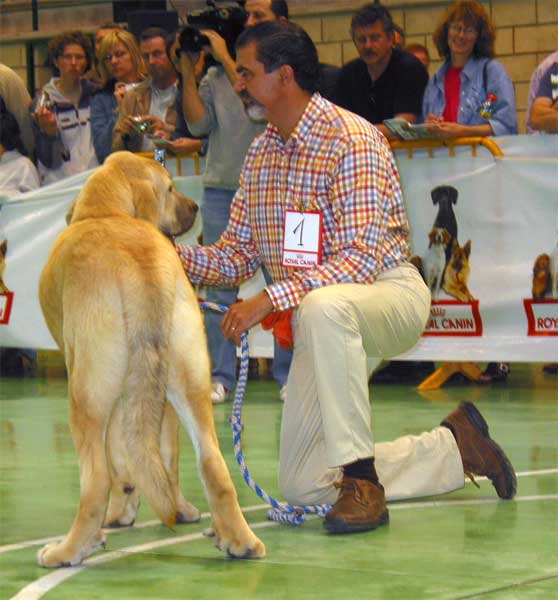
[350,3,394,38]
[271,1,289,19]
[236,21,319,94]
[140,27,175,48]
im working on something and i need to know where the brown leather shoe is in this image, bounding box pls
[441,401,517,499]
[323,476,389,534]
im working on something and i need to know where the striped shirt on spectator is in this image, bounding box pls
[177,93,411,311]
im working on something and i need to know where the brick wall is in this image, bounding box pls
[1,0,557,132]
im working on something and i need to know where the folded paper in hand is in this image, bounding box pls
[383,118,432,141]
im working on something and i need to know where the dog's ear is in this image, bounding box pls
[448,186,458,205]
[442,229,452,245]
[132,180,160,224]
[463,240,471,258]
[65,202,76,225]
[0,239,7,257]
[431,186,440,205]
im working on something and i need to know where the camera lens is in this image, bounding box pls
[178,26,210,54]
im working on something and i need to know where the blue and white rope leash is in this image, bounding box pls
[200,300,332,525]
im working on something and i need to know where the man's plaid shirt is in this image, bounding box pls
[177,94,411,311]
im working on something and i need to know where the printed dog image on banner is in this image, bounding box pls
[411,185,481,337]
[0,239,10,294]
[524,242,558,336]
[0,239,14,325]
[37,152,265,568]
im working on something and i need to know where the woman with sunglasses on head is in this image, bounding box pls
[91,30,147,163]
[31,31,99,184]
[423,0,517,140]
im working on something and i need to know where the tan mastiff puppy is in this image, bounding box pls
[38,151,265,567]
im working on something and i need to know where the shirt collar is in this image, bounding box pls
[266,92,325,149]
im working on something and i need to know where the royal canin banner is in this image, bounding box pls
[1,136,557,361]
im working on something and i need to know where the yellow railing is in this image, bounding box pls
[390,137,503,159]
[134,151,201,176]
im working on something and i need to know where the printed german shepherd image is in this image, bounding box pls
[411,185,475,302]
[0,239,10,294]
[38,151,265,567]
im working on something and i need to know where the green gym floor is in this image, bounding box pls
[0,358,556,600]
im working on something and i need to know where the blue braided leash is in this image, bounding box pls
[200,300,332,525]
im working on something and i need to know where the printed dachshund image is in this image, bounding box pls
[423,227,452,299]
[431,185,458,263]
[551,243,558,299]
[0,240,10,294]
[532,244,558,300]
[443,239,474,302]
[532,254,551,300]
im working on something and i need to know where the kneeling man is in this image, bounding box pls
[177,21,516,534]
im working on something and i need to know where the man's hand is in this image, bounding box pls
[200,29,231,64]
[221,291,274,346]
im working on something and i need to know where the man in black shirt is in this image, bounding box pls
[334,3,428,141]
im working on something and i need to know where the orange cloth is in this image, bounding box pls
[261,308,294,350]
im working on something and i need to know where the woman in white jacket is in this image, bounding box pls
[31,31,99,185]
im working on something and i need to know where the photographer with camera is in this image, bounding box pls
[112,27,202,156]
[175,1,289,404]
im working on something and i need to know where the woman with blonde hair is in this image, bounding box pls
[423,0,517,139]
[91,29,147,162]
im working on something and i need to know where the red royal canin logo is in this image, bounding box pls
[423,300,483,337]
[523,299,558,336]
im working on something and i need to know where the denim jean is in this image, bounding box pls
[201,187,238,391]
[261,266,293,387]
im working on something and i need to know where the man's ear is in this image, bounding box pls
[278,64,295,85]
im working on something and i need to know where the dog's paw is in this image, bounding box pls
[37,532,106,568]
[214,529,266,559]
[175,499,201,524]
[103,488,140,528]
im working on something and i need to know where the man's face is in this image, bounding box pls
[140,37,173,84]
[235,41,281,121]
[245,0,276,27]
[353,20,394,67]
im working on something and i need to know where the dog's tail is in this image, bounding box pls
[124,332,177,528]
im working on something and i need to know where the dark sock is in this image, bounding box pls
[343,458,379,484]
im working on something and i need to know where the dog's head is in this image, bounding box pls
[431,185,458,207]
[68,152,198,238]
[447,239,471,273]
[428,227,452,248]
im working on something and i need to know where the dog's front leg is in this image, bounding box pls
[160,400,200,523]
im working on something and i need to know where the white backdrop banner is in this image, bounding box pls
[1,136,557,361]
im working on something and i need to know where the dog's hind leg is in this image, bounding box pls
[104,399,140,528]
[38,367,118,567]
[160,401,200,523]
[167,291,265,559]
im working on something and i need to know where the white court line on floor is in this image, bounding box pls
[1,468,557,556]
[9,492,558,600]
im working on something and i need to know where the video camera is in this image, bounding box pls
[178,0,247,55]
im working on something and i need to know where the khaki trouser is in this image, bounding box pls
[279,264,464,505]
